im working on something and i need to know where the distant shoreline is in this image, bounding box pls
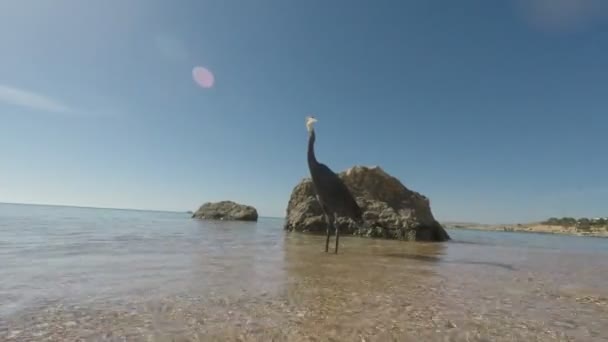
[443,222,608,238]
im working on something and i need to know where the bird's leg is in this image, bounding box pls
[334,214,340,254]
[323,212,331,253]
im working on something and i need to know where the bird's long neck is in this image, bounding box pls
[307,129,318,167]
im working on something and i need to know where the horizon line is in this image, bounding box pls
[3,202,571,225]
[0,202,517,224]
[0,201,285,219]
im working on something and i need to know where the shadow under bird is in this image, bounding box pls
[305,116,363,254]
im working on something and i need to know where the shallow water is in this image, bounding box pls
[1,203,607,341]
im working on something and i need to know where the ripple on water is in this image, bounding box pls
[1,206,608,341]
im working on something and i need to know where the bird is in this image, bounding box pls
[305,116,363,254]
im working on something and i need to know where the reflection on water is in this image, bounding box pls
[0,204,607,341]
[381,252,517,271]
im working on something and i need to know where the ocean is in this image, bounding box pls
[1,203,607,341]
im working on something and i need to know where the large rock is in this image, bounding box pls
[284,166,450,241]
[192,201,258,221]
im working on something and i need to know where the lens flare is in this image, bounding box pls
[192,66,215,88]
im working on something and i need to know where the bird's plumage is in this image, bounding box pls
[309,160,362,220]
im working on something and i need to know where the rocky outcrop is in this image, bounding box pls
[192,201,258,221]
[284,166,450,241]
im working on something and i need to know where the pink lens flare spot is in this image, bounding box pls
[192,66,215,88]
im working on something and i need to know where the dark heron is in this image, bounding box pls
[306,116,363,254]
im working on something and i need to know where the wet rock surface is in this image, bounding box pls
[285,166,450,241]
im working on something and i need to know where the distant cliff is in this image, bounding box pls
[542,217,608,230]
[445,217,608,237]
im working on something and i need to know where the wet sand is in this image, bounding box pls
[2,227,608,341]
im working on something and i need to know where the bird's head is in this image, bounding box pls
[305,116,318,133]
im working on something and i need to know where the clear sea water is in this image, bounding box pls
[1,203,607,341]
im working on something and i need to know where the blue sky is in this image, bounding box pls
[1,0,607,223]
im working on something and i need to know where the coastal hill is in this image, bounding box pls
[444,217,608,237]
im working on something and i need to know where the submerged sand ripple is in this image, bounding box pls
[2,231,608,341]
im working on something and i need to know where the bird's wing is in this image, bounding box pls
[313,163,362,219]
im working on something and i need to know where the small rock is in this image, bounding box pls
[7,330,22,339]
[553,320,577,330]
[192,201,258,221]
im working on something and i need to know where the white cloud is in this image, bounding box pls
[0,84,70,113]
